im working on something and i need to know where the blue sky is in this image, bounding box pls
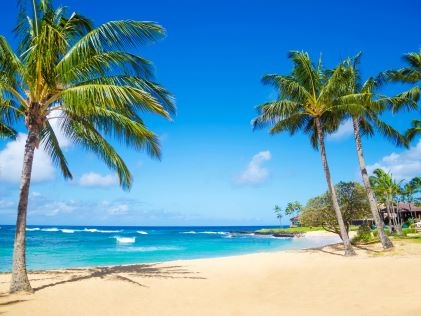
[0,0,420,226]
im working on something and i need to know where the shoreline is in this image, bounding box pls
[0,231,341,274]
[1,239,421,315]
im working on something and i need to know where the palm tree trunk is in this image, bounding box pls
[385,200,394,231]
[315,118,356,256]
[393,202,403,235]
[352,117,393,249]
[9,126,39,293]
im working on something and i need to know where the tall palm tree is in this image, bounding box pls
[253,51,356,256]
[335,54,417,249]
[385,50,421,140]
[0,0,174,293]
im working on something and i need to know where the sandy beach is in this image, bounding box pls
[1,237,421,316]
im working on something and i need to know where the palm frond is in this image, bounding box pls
[40,120,72,179]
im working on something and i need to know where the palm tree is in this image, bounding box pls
[285,201,302,217]
[402,177,421,219]
[335,54,416,249]
[274,205,283,227]
[0,0,174,293]
[253,51,356,256]
[385,50,421,140]
[369,169,403,235]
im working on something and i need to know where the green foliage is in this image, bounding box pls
[402,228,417,236]
[252,51,349,151]
[0,0,174,189]
[385,50,421,141]
[300,181,371,236]
[373,229,392,237]
[285,201,302,216]
[353,224,372,243]
[273,205,283,226]
[337,54,411,148]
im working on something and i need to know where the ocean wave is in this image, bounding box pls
[61,229,75,233]
[180,231,228,235]
[200,231,228,235]
[118,246,183,252]
[41,228,59,232]
[114,236,136,244]
[84,228,120,233]
[26,228,41,231]
[137,231,148,235]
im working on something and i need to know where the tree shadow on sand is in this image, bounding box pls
[0,263,205,309]
[33,263,205,291]
[305,242,383,256]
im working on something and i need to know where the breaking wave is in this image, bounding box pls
[114,236,136,244]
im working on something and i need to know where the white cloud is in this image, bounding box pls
[35,201,77,217]
[79,172,119,187]
[107,204,129,215]
[327,119,354,141]
[0,133,55,183]
[237,151,271,185]
[367,139,421,180]
[0,116,72,184]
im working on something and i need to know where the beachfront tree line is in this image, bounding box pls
[254,51,421,256]
[287,178,420,237]
[0,0,174,293]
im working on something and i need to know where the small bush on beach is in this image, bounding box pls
[402,228,417,236]
[373,229,391,238]
[353,224,372,243]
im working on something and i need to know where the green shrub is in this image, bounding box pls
[410,223,416,229]
[402,228,417,236]
[373,229,391,237]
[355,224,372,242]
[357,224,371,241]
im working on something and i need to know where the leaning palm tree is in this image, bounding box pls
[0,0,174,293]
[335,54,418,249]
[253,51,356,256]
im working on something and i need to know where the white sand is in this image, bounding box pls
[1,239,421,316]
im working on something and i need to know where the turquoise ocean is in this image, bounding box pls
[0,225,339,272]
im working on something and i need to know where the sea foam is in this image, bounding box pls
[41,228,59,232]
[137,231,148,235]
[84,228,120,233]
[61,229,75,233]
[26,228,41,231]
[114,236,136,244]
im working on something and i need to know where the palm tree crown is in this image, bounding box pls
[384,50,421,141]
[0,0,175,189]
[253,51,345,148]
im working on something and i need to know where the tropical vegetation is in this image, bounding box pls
[333,54,418,249]
[254,50,421,255]
[253,51,358,256]
[0,0,174,293]
[300,182,371,237]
